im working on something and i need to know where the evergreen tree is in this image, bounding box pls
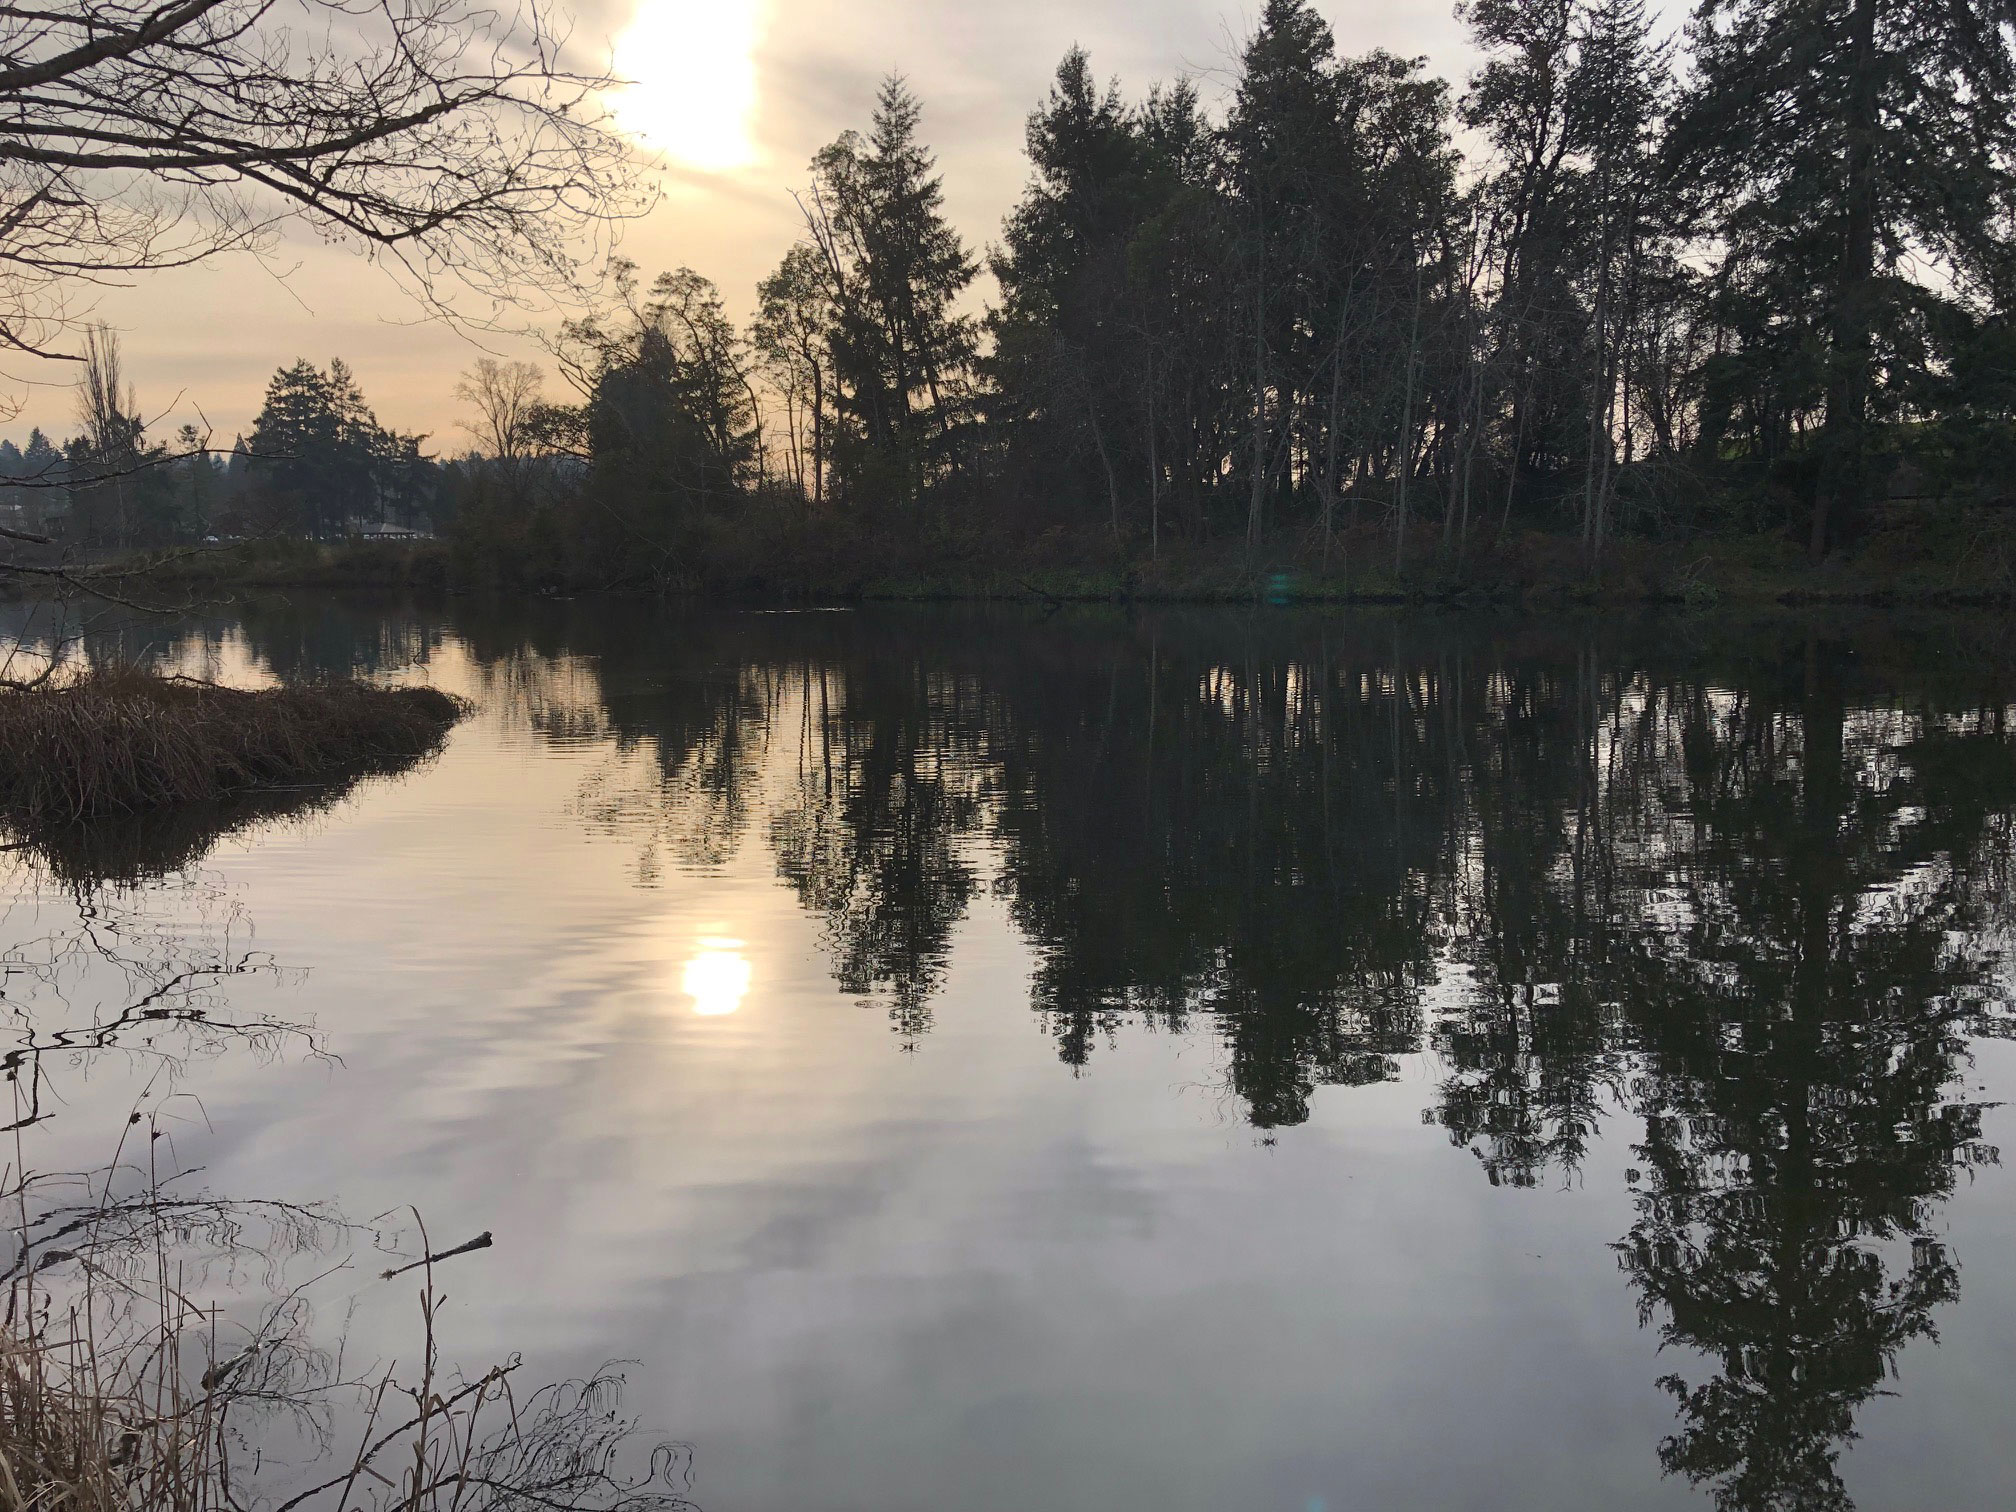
[989,48,1181,540]
[1223,0,1348,549]
[553,262,758,579]
[1221,3,1457,556]
[0,438,24,533]
[247,359,389,536]
[1463,0,1591,502]
[18,428,63,537]
[1567,0,1667,553]
[166,422,222,539]
[1670,0,2016,554]
[802,76,978,512]
[242,358,431,536]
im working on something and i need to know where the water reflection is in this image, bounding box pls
[682,939,751,1017]
[474,606,2012,1512]
[21,597,2016,1512]
[0,853,692,1512]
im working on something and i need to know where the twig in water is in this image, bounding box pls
[381,1231,494,1281]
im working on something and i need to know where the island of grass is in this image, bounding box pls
[0,669,466,832]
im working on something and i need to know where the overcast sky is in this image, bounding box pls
[15,0,1486,449]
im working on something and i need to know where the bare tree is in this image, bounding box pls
[70,323,144,540]
[73,325,138,459]
[752,243,830,504]
[455,356,546,460]
[0,0,649,384]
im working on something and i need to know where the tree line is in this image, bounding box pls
[0,340,445,547]
[449,0,2016,588]
[14,0,2016,588]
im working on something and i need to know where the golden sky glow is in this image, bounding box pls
[610,0,763,171]
[15,0,1484,444]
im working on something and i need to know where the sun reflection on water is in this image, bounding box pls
[681,938,752,1017]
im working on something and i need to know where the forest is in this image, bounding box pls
[11,0,2016,601]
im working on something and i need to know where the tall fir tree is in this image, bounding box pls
[802,76,978,512]
[1670,0,2016,554]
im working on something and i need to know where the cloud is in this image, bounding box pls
[14,0,1483,444]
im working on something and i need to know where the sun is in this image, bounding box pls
[681,939,753,1017]
[610,0,761,172]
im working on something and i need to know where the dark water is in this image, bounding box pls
[9,598,2016,1512]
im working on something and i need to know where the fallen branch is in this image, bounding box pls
[381,1231,495,1281]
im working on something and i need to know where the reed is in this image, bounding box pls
[0,670,465,829]
[1,1184,690,1512]
[0,1295,224,1512]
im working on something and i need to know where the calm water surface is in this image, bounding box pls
[9,599,2016,1512]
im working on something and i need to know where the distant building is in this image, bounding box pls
[353,519,431,541]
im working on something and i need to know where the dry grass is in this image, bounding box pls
[0,1308,223,1512]
[0,670,465,829]
[1,1181,692,1512]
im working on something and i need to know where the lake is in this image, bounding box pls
[7,597,2016,1512]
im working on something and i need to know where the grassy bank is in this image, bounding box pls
[0,669,464,829]
[825,510,2016,606]
[115,504,2016,605]
[129,536,456,592]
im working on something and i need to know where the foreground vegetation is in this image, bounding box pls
[1,1236,677,1512]
[4,1035,681,1512]
[0,670,463,830]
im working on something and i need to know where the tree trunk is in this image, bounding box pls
[1146,347,1160,565]
[1812,0,1882,561]
[1394,257,1424,579]
[1321,349,1341,573]
[812,361,825,507]
[1087,392,1122,545]
[1248,269,1268,558]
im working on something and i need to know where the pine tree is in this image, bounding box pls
[1224,0,1346,549]
[1221,2,1457,559]
[247,359,397,536]
[1671,0,2016,554]
[802,76,978,511]
[1567,0,1666,555]
[555,262,758,575]
[1463,0,1588,502]
[990,48,1174,539]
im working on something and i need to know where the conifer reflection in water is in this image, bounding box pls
[476,604,2016,1512]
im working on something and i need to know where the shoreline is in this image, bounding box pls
[85,529,2016,610]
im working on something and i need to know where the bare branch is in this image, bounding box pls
[0,0,654,378]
